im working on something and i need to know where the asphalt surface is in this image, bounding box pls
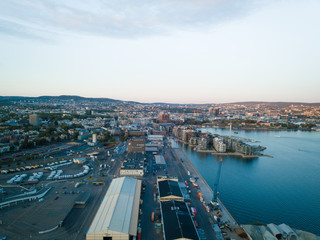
[172,147,242,240]
[140,153,163,240]
[0,142,124,240]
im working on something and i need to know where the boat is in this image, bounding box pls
[274,135,281,138]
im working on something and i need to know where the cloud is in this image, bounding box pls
[0,0,268,39]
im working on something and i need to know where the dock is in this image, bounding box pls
[172,147,246,239]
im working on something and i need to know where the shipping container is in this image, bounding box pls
[193,220,199,228]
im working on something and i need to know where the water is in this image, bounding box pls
[171,128,320,235]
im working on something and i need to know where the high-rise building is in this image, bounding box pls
[214,108,220,116]
[92,134,97,144]
[29,114,41,126]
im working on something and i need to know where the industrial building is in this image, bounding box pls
[147,135,164,142]
[157,178,184,202]
[242,223,299,240]
[160,200,199,240]
[120,154,144,177]
[145,142,164,150]
[127,138,145,154]
[155,155,166,166]
[73,157,87,164]
[86,177,141,240]
[120,160,144,177]
[145,146,159,154]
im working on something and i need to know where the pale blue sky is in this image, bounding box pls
[1,0,320,103]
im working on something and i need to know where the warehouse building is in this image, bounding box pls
[120,154,144,177]
[127,138,145,154]
[147,135,164,142]
[157,178,184,202]
[119,160,144,177]
[145,146,159,154]
[160,200,199,240]
[155,155,166,166]
[86,177,141,240]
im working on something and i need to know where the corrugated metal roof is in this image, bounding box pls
[87,177,141,235]
[160,200,199,240]
[155,155,166,165]
[158,180,183,198]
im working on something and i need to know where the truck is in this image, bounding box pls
[193,220,199,228]
[137,227,141,240]
[197,192,204,202]
[191,207,197,217]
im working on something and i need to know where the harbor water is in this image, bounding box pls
[171,128,320,235]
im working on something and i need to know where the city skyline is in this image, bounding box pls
[1,0,320,104]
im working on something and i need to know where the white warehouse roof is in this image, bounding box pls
[87,177,141,239]
[155,155,166,165]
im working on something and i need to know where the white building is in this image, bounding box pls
[73,157,87,164]
[213,138,226,153]
[147,135,164,142]
[86,177,141,240]
[155,155,166,165]
[92,133,97,143]
[120,160,144,177]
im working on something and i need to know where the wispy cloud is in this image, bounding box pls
[0,0,268,39]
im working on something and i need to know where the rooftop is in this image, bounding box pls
[158,179,183,199]
[87,177,141,236]
[161,200,199,240]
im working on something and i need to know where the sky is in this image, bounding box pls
[0,0,320,104]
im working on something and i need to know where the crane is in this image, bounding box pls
[213,158,223,203]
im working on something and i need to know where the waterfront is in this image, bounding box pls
[171,128,320,235]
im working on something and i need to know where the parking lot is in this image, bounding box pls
[0,143,123,239]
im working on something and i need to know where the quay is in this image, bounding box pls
[171,147,249,240]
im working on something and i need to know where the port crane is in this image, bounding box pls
[213,158,223,203]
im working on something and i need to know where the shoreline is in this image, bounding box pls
[195,149,260,158]
[172,148,239,228]
[199,125,317,132]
